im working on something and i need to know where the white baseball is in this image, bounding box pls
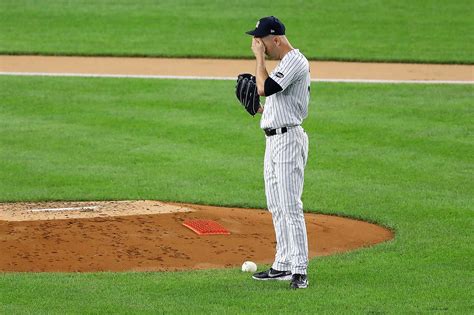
[241,261,257,273]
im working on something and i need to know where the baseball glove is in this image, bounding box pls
[235,73,260,116]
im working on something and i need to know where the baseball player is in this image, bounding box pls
[236,16,311,289]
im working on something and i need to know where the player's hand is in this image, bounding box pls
[251,38,265,58]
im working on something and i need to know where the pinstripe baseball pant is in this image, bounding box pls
[264,126,309,275]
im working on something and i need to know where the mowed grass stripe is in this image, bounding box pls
[0,76,472,313]
[0,0,472,63]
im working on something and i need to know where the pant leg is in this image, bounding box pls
[264,137,292,271]
[273,128,309,275]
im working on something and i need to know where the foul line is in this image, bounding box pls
[0,71,472,85]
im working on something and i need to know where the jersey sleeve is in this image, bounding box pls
[269,54,306,91]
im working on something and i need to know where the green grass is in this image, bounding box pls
[0,76,473,313]
[1,0,473,63]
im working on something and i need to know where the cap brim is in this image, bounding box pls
[245,29,266,37]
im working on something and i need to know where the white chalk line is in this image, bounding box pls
[0,71,472,85]
[31,206,100,212]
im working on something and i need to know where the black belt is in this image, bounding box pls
[264,127,288,136]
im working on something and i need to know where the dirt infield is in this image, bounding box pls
[1,55,472,82]
[0,201,392,272]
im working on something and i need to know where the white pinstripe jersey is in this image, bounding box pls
[260,49,310,130]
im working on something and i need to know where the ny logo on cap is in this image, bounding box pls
[270,29,275,33]
[256,21,260,28]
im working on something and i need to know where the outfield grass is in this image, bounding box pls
[0,76,472,313]
[1,0,473,63]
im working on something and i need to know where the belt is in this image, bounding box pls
[264,127,288,136]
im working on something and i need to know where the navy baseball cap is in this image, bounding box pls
[246,16,285,38]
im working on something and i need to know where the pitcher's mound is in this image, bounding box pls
[0,200,393,272]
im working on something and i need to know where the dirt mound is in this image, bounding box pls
[0,201,393,272]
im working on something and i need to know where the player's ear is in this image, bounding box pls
[274,36,281,46]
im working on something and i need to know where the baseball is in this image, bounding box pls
[241,261,257,272]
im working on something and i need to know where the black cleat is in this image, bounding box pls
[252,268,292,281]
[290,274,309,289]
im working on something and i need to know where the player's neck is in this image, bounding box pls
[279,45,295,60]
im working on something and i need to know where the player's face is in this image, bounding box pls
[261,36,277,59]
